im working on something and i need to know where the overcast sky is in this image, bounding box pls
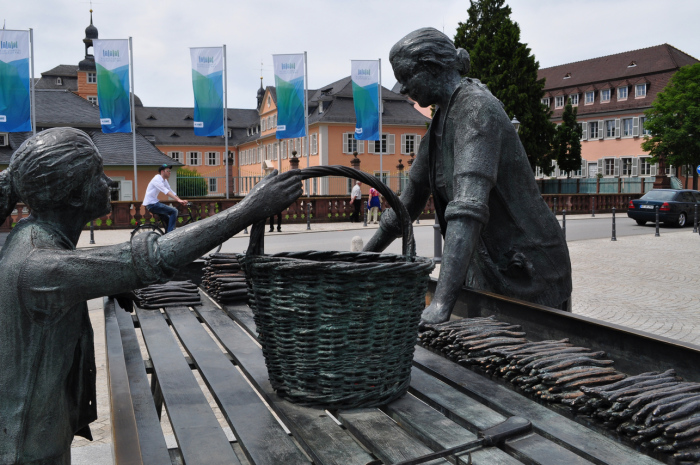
[4,0,699,109]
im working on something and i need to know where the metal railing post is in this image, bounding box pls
[562,209,566,240]
[433,212,442,264]
[553,197,557,215]
[611,207,617,241]
[591,197,595,217]
[363,201,368,227]
[655,206,660,237]
[694,204,698,234]
[89,221,95,245]
[306,202,311,231]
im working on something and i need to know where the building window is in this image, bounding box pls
[56,77,63,86]
[373,171,389,185]
[206,151,219,166]
[601,89,611,102]
[555,96,564,108]
[622,118,634,137]
[541,98,550,107]
[617,86,628,100]
[272,115,276,127]
[635,84,647,98]
[639,117,651,136]
[605,120,616,138]
[343,133,359,153]
[87,72,97,83]
[569,94,579,106]
[267,96,271,107]
[281,141,287,159]
[188,152,200,165]
[169,151,182,163]
[604,159,615,176]
[261,118,267,131]
[585,91,594,104]
[402,134,421,154]
[639,157,652,176]
[311,134,318,155]
[87,96,98,105]
[208,178,217,193]
[0,133,7,147]
[370,134,395,154]
[621,158,633,176]
[588,121,599,139]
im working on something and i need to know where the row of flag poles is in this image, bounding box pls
[0,29,384,200]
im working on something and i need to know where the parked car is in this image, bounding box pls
[627,189,700,227]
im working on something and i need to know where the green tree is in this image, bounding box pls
[551,103,582,177]
[176,166,207,197]
[454,0,556,172]
[641,63,700,189]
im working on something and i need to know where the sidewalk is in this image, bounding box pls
[71,219,700,460]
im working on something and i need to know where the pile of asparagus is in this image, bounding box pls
[201,253,248,305]
[419,317,700,463]
[133,280,201,309]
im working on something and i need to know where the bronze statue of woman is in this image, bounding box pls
[0,127,302,464]
[365,28,572,324]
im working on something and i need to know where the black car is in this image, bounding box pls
[627,189,700,227]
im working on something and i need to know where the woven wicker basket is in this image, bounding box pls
[238,166,434,409]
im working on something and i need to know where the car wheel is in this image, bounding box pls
[635,220,647,226]
[677,212,687,227]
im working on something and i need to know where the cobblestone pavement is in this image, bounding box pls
[569,229,700,345]
[70,221,700,457]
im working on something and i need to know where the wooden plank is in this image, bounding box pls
[412,346,664,465]
[104,297,144,465]
[409,368,507,431]
[113,298,171,465]
[385,394,524,465]
[338,409,448,465]
[504,433,595,465]
[163,305,309,464]
[193,298,374,465]
[222,303,258,338]
[135,305,242,465]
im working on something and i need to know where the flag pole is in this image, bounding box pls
[129,36,138,201]
[304,51,309,197]
[223,44,229,199]
[378,58,382,183]
[29,28,35,135]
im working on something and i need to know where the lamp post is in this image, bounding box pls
[510,116,521,133]
[408,152,419,224]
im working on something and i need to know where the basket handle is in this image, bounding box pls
[247,166,415,258]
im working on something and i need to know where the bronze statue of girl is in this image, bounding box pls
[0,127,302,464]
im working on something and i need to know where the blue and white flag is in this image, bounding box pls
[0,30,31,133]
[351,60,380,141]
[273,54,305,139]
[190,47,224,137]
[93,39,132,133]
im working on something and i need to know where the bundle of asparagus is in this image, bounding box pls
[419,318,700,464]
[133,280,201,309]
[419,317,622,403]
[201,253,248,305]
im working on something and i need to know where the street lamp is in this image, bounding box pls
[510,116,521,133]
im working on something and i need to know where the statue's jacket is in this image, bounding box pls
[415,78,572,308]
[0,218,174,464]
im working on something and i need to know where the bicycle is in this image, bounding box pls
[131,202,222,257]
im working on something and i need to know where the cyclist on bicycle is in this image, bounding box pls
[143,163,188,232]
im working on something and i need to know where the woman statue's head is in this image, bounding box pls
[0,128,112,223]
[389,27,470,107]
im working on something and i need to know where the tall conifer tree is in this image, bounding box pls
[552,103,582,176]
[454,0,555,172]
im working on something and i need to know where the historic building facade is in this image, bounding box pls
[537,44,698,185]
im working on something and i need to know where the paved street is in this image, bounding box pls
[64,214,700,459]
